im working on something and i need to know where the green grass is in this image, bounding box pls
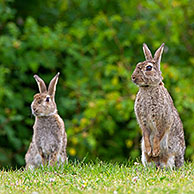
[0,160,194,194]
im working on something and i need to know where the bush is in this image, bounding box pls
[0,0,194,167]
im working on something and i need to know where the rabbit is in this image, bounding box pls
[25,72,67,169]
[131,43,185,169]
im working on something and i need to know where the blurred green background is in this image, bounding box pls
[0,0,193,168]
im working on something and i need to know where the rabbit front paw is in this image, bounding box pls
[152,146,160,157]
[145,145,152,156]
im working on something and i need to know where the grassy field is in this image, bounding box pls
[0,160,194,194]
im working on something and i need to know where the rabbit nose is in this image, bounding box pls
[132,76,136,80]
[132,76,138,83]
[33,109,38,113]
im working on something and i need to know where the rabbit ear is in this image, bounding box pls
[143,43,153,61]
[154,43,165,69]
[48,72,60,97]
[34,75,47,93]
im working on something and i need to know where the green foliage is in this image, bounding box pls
[0,161,194,193]
[0,0,194,167]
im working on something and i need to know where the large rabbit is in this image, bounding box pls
[131,43,185,168]
[25,72,67,169]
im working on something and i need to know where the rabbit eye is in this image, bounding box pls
[46,97,50,102]
[146,65,152,71]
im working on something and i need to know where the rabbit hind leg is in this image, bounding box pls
[175,154,184,168]
[158,154,175,169]
[49,153,58,166]
[25,142,42,169]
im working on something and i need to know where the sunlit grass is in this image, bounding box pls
[0,160,194,194]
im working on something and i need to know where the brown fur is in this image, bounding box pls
[131,43,185,168]
[25,73,68,169]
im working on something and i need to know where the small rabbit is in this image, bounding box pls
[25,72,67,169]
[131,43,185,169]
